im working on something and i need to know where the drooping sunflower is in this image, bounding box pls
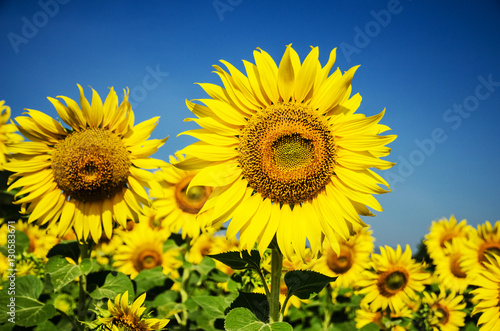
[176,45,396,258]
[358,245,430,314]
[313,227,374,289]
[113,222,182,279]
[424,215,472,260]
[4,85,168,243]
[150,154,213,241]
[98,290,169,331]
[0,100,23,169]
[461,221,500,279]
[470,253,500,330]
[422,291,466,331]
[432,238,473,293]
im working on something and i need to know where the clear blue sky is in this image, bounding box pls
[1,0,499,252]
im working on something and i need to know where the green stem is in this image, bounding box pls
[77,241,90,330]
[269,246,283,323]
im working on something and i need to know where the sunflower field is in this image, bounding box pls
[0,46,499,331]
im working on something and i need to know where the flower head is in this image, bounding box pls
[470,253,500,330]
[177,45,396,259]
[113,222,182,279]
[0,100,23,169]
[4,85,168,243]
[424,215,472,260]
[358,245,430,314]
[151,154,213,241]
[99,290,169,330]
[421,291,466,331]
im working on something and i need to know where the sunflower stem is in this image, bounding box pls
[77,240,90,330]
[269,246,283,323]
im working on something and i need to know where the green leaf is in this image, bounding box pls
[225,308,293,331]
[192,295,233,319]
[89,271,134,300]
[45,256,93,292]
[134,266,169,294]
[0,275,56,327]
[359,322,381,331]
[284,270,336,300]
[229,292,269,322]
[209,250,261,271]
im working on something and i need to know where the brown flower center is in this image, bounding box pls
[175,175,212,214]
[238,102,336,205]
[377,269,408,297]
[51,128,131,202]
[478,243,500,267]
[326,244,354,274]
[450,255,467,278]
[133,249,162,272]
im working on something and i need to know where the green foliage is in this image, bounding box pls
[45,256,93,292]
[225,308,293,331]
[209,250,262,271]
[284,270,336,300]
[88,271,134,300]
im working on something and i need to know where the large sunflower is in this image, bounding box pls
[176,45,396,258]
[150,154,212,241]
[424,215,472,261]
[312,227,374,289]
[358,245,430,314]
[4,85,167,242]
[0,100,23,169]
[470,253,500,330]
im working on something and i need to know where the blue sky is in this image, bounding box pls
[1,0,499,252]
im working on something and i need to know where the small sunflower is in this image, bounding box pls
[358,245,430,314]
[98,290,169,331]
[355,303,413,330]
[461,221,500,279]
[471,253,500,330]
[432,238,473,293]
[10,220,60,261]
[313,227,374,289]
[422,291,466,331]
[424,215,472,260]
[4,85,168,243]
[0,100,23,169]
[188,232,240,275]
[151,154,212,241]
[113,222,182,279]
[176,45,396,259]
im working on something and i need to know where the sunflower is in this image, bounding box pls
[355,303,413,330]
[471,253,500,330]
[112,222,182,279]
[432,238,473,293]
[0,100,23,169]
[150,154,213,241]
[3,85,168,243]
[175,45,396,259]
[421,291,466,331]
[461,221,500,279]
[188,232,240,275]
[424,215,472,260]
[6,220,60,261]
[313,227,374,289]
[98,290,169,331]
[358,245,430,314]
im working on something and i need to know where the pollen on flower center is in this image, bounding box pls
[51,128,131,202]
[238,102,336,205]
[175,175,212,214]
[134,249,162,271]
[327,245,354,274]
[378,270,408,297]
